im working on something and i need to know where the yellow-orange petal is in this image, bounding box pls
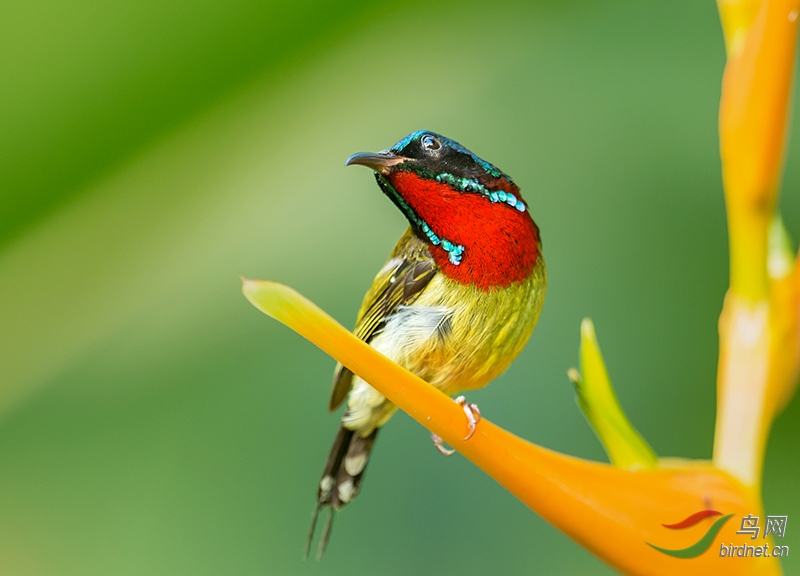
[719,0,799,301]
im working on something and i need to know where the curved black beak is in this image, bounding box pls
[345,150,408,173]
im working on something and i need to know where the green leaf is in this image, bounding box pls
[569,318,658,469]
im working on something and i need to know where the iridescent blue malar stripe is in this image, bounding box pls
[377,174,465,265]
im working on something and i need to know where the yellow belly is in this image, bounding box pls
[410,262,546,394]
[343,257,546,435]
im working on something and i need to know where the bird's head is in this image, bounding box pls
[346,130,541,289]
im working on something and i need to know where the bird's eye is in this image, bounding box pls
[421,134,441,151]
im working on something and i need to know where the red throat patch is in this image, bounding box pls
[387,171,541,290]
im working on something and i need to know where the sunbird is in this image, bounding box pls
[307,130,546,558]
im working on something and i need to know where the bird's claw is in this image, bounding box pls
[430,396,481,456]
[455,395,481,440]
[431,433,455,456]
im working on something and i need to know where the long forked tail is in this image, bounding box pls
[305,424,378,560]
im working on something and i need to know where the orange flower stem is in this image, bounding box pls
[714,0,800,488]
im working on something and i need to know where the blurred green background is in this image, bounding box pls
[1,0,798,574]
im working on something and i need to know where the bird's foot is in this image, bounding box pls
[430,396,481,456]
[455,395,481,440]
[431,433,455,456]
